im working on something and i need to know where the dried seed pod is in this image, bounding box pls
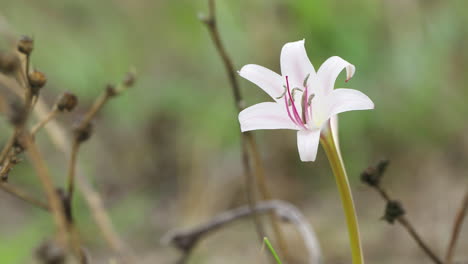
[28,70,47,93]
[123,71,136,87]
[17,35,34,55]
[35,239,67,264]
[73,121,93,143]
[361,159,390,187]
[361,166,380,187]
[56,92,78,112]
[383,200,405,224]
[105,84,117,97]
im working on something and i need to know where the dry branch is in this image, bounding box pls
[163,200,322,264]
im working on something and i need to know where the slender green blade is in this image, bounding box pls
[263,237,282,264]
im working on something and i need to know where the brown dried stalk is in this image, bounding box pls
[361,160,443,264]
[200,0,289,259]
[444,188,468,264]
[23,134,69,245]
[0,181,49,210]
[0,38,131,263]
[57,72,136,262]
[67,74,135,202]
[163,200,322,264]
[33,97,132,260]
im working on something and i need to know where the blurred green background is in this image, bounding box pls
[0,0,467,263]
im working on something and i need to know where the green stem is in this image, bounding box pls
[320,124,364,264]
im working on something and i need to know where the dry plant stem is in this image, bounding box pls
[1,53,35,164]
[397,217,442,264]
[23,135,69,244]
[241,137,267,238]
[0,128,19,163]
[78,91,110,129]
[373,186,442,264]
[201,0,289,257]
[35,99,132,258]
[66,140,80,198]
[164,200,322,264]
[68,83,130,201]
[0,181,49,210]
[444,189,468,264]
[31,108,59,136]
[0,157,14,178]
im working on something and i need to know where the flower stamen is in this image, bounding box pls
[285,76,307,129]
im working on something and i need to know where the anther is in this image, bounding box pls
[276,85,287,100]
[308,94,315,106]
[303,73,310,87]
[291,88,303,100]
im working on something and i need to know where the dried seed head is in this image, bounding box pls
[73,121,93,143]
[360,166,380,187]
[376,159,390,176]
[105,84,117,97]
[35,239,66,264]
[28,70,47,92]
[0,51,20,73]
[383,200,405,224]
[56,92,78,112]
[17,35,34,55]
[361,159,390,187]
[123,71,136,87]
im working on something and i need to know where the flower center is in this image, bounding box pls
[281,75,315,129]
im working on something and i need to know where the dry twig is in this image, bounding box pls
[163,200,322,264]
[199,0,289,258]
[0,181,49,210]
[444,188,468,264]
[361,160,443,264]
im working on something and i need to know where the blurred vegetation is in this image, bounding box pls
[0,0,467,263]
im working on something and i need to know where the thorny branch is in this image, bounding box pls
[361,160,443,264]
[200,0,290,259]
[444,188,468,264]
[163,200,322,264]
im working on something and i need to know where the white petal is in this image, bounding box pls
[239,64,284,100]
[327,88,374,118]
[317,56,355,95]
[297,129,321,162]
[280,40,316,88]
[239,102,298,132]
